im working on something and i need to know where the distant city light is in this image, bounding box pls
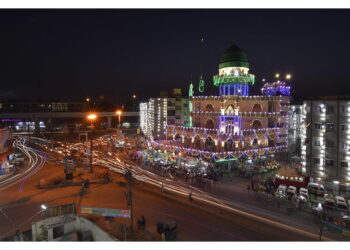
[286,74,292,80]
[86,98,90,102]
[275,73,280,78]
[132,94,137,99]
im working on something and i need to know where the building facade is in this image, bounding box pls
[149,44,291,169]
[139,89,189,140]
[301,98,350,184]
[288,104,302,157]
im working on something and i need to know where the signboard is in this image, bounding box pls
[81,206,130,218]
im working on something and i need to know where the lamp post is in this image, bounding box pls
[87,113,97,173]
[116,110,122,128]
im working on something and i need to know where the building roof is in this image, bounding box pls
[219,44,249,69]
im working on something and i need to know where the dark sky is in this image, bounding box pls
[0,9,350,103]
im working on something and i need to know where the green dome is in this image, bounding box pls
[219,44,249,69]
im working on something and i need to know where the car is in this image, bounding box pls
[323,194,336,210]
[276,184,287,197]
[335,196,349,213]
[299,187,309,200]
[307,182,325,197]
[286,186,297,199]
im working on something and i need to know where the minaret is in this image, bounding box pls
[188,80,194,126]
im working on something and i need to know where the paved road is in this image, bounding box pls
[0,136,342,241]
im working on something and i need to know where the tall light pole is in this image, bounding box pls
[116,110,122,128]
[87,113,97,173]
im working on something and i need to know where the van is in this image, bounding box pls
[335,196,348,213]
[276,184,287,197]
[299,188,309,200]
[307,182,325,197]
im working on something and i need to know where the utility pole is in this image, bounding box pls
[124,170,133,233]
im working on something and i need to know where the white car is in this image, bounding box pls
[286,186,297,199]
[276,184,287,197]
[298,187,309,202]
[335,196,348,213]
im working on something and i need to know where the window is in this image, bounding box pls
[314,123,322,130]
[325,159,334,167]
[326,123,335,132]
[314,140,321,146]
[341,125,348,131]
[53,225,64,239]
[341,142,348,150]
[341,162,348,168]
[313,158,320,164]
[326,106,334,114]
[326,140,335,149]
[315,106,322,113]
[342,105,349,113]
[167,110,175,116]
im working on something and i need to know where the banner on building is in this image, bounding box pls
[81,206,131,218]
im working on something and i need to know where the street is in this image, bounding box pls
[0,136,344,241]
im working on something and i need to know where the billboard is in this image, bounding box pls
[81,207,130,218]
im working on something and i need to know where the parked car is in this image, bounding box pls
[335,196,349,213]
[299,187,309,199]
[286,186,297,200]
[276,184,287,197]
[323,194,336,210]
[307,182,325,197]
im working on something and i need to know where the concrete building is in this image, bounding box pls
[148,44,291,171]
[139,89,189,140]
[288,104,302,157]
[301,97,350,187]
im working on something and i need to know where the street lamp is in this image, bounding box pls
[87,113,97,173]
[41,204,47,210]
[116,110,122,128]
[275,73,280,78]
[286,74,292,80]
[132,94,137,99]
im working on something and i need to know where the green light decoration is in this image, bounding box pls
[198,75,205,93]
[189,82,194,97]
[213,74,255,86]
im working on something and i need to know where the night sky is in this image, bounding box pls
[1,9,350,104]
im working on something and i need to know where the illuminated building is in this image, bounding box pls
[301,97,350,187]
[139,89,189,140]
[288,104,302,157]
[148,44,291,170]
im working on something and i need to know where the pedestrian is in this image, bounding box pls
[141,216,146,231]
[137,219,142,231]
[189,192,193,201]
[247,184,251,194]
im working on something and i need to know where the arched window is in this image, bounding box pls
[251,120,262,129]
[205,119,215,129]
[205,137,215,151]
[225,138,234,150]
[194,135,201,148]
[252,103,262,112]
[205,104,215,112]
[184,136,192,146]
[226,104,235,114]
[174,133,182,142]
